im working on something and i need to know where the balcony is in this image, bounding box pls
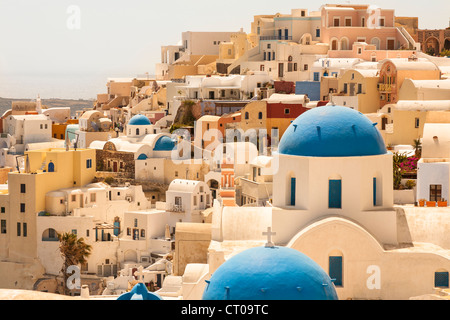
[170,204,185,213]
[377,83,393,92]
[260,36,293,41]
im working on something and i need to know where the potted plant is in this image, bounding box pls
[419,199,426,207]
[426,201,436,208]
[438,199,448,207]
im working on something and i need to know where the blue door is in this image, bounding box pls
[290,178,296,206]
[329,180,342,209]
[329,256,343,287]
[114,221,120,237]
[48,161,55,172]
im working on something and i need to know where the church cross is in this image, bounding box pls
[263,227,276,248]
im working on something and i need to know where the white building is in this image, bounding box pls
[417,123,450,203]
[179,105,450,301]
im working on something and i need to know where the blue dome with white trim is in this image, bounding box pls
[154,136,176,151]
[278,106,387,157]
[202,246,338,300]
[129,114,152,126]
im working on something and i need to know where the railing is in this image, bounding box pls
[171,204,184,213]
[260,36,293,41]
[377,83,392,92]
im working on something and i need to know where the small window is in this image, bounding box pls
[86,159,93,169]
[72,195,76,202]
[415,118,420,129]
[134,219,138,228]
[86,229,90,237]
[284,109,290,115]
[316,29,320,37]
[313,72,320,82]
[141,229,145,238]
[1,220,6,234]
[258,112,263,120]
[329,256,343,287]
[127,228,131,236]
[20,203,26,213]
[175,171,178,177]
[430,185,442,202]
[435,271,449,288]
[1,207,5,213]
[20,184,26,194]
[334,18,340,27]
[17,223,21,237]
[90,193,96,203]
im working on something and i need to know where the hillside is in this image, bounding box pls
[0,97,95,117]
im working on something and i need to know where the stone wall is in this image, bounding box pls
[96,149,135,175]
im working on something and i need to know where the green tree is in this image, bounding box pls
[57,232,92,295]
[413,139,422,158]
[393,152,408,190]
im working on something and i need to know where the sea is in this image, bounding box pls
[0,72,147,100]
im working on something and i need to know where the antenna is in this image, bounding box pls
[66,130,80,151]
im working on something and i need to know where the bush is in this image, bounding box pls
[405,180,416,190]
[104,177,115,185]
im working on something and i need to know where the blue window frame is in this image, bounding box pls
[48,161,55,172]
[86,159,93,169]
[329,180,342,209]
[290,177,296,206]
[435,272,449,288]
[316,28,321,38]
[314,72,320,82]
[329,256,343,287]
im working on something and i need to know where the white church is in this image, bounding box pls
[179,105,450,301]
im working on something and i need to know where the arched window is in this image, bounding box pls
[136,128,140,136]
[48,161,55,173]
[329,250,343,287]
[331,39,338,51]
[371,37,381,50]
[340,37,349,50]
[42,228,58,242]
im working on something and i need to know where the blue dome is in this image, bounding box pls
[154,136,176,151]
[202,246,338,300]
[278,106,387,157]
[129,115,151,126]
[117,283,162,301]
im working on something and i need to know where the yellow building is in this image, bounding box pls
[333,69,381,114]
[385,100,450,146]
[0,148,96,289]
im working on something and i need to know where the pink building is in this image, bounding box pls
[320,4,411,51]
[328,42,416,62]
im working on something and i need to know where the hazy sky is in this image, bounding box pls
[0,0,448,78]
